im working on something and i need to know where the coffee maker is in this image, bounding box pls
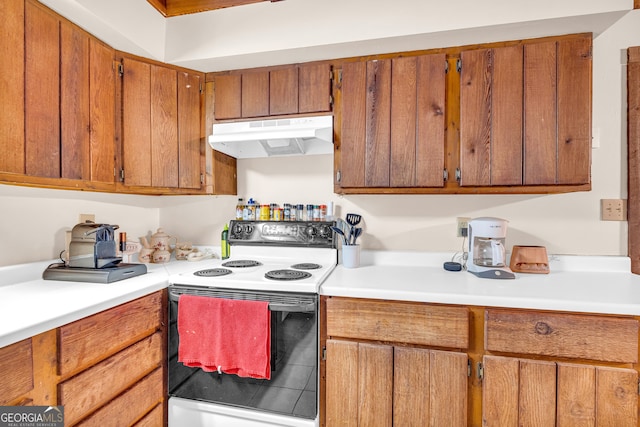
[467,217,515,279]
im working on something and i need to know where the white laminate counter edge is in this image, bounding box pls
[323,251,640,316]
[0,258,213,349]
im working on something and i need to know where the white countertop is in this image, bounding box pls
[321,251,640,316]
[3,250,640,350]
[0,257,214,348]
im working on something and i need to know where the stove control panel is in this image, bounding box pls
[229,220,335,248]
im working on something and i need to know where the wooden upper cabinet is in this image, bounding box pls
[460,34,592,188]
[121,56,204,191]
[151,65,179,188]
[25,0,60,178]
[0,0,25,175]
[270,67,298,115]
[299,63,332,113]
[212,63,332,120]
[122,57,152,187]
[178,71,203,189]
[60,21,90,181]
[89,39,117,183]
[212,74,241,120]
[339,54,446,189]
[242,71,269,117]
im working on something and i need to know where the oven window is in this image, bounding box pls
[168,287,318,420]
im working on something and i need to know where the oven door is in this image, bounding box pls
[168,285,318,424]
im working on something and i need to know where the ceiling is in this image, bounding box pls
[147,0,282,16]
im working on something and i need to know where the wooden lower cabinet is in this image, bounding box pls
[325,340,468,426]
[483,355,638,426]
[322,297,470,426]
[322,298,640,427]
[0,291,166,426]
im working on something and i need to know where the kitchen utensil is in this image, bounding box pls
[351,227,362,245]
[345,213,362,244]
[331,226,348,245]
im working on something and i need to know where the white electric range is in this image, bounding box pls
[168,220,337,427]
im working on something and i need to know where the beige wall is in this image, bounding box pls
[1,9,639,267]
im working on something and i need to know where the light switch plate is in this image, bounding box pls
[601,199,626,221]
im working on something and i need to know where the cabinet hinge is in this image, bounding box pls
[336,170,341,183]
[456,58,462,73]
[200,83,204,94]
[455,167,461,182]
[119,169,125,181]
[477,362,484,380]
[329,95,334,107]
[467,359,472,377]
[322,347,327,361]
[200,173,204,184]
[445,60,449,74]
[443,168,449,182]
[118,63,124,77]
[337,70,342,85]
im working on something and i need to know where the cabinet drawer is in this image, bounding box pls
[0,338,33,405]
[59,331,163,425]
[58,291,162,376]
[326,297,469,349]
[485,308,639,363]
[75,368,163,426]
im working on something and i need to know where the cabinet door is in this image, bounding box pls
[483,355,638,427]
[242,71,269,117]
[339,61,368,188]
[339,60,391,188]
[60,21,90,181]
[151,64,179,188]
[0,0,25,174]
[391,54,446,187]
[89,39,116,183]
[556,36,591,185]
[213,74,241,120]
[461,36,591,188]
[270,67,298,115]
[25,0,60,178]
[326,340,393,427]
[122,58,152,187]
[460,45,523,186]
[394,348,467,427]
[299,63,332,113]
[178,71,202,189]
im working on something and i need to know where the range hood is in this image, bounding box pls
[208,115,333,159]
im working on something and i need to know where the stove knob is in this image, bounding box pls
[319,225,331,238]
[232,223,243,237]
[306,226,318,238]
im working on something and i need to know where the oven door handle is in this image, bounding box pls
[169,289,316,313]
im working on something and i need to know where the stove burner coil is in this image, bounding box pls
[265,269,312,281]
[221,259,263,268]
[291,263,322,270]
[193,268,233,277]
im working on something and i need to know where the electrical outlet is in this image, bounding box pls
[457,217,471,237]
[601,199,626,221]
[79,213,95,223]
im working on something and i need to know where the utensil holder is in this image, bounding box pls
[342,244,361,268]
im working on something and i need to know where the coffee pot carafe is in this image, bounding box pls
[467,217,515,279]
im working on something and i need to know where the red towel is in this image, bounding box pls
[177,295,271,380]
